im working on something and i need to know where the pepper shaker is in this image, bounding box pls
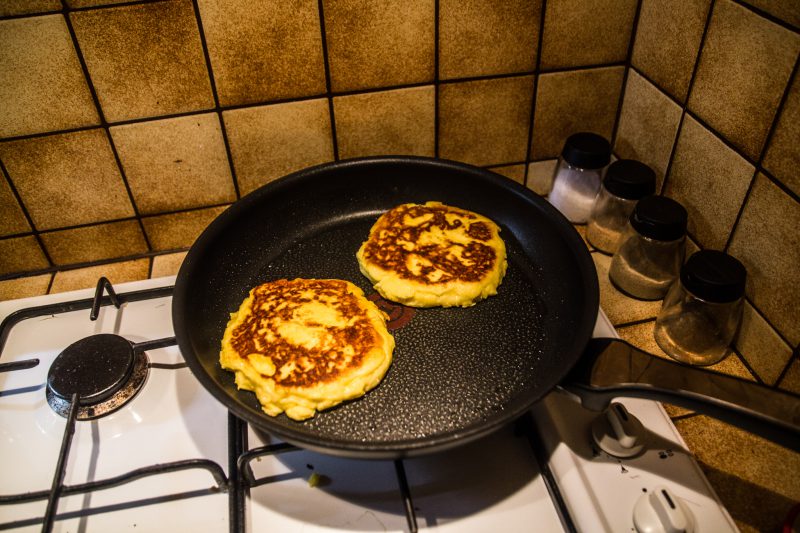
[654,250,746,366]
[608,195,687,300]
[586,159,656,254]
[548,132,611,223]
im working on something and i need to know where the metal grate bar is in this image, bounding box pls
[0,358,39,373]
[228,414,247,533]
[237,442,299,486]
[42,393,79,533]
[0,459,229,505]
[394,459,418,533]
[90,277,121,320]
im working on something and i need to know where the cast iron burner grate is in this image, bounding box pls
[0,277,576,533]
[46,333,149,419]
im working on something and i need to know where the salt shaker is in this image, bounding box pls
[586,159,656,254]
[608,195,687,300]
[654,250,746,366]
[548,132,611,223]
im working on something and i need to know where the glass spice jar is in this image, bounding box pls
[608,195,688,300]
[654,250,746,366]
[548,132,611,223]
[586,159,656,254]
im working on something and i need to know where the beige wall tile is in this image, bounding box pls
[592,253,663,326]
[197,0,326,106]
[0,15,99,138]
[735,301,793,385]
[70,0,214,122]
[540,0,637,69]
[151,251,187,278]
[67,0,147,7]
[0,129,135,230]
[323,0,434,92]
[763,73,800,198]
[729,174,800,345]
[0,169,29,236]
[741,0,800,28]
[489,164,525,185]
[0,236,49,276]
[223,99,333,196]
[0,0,60,16]
[531,66,623,159]
[526,159,557,195]
[110,113,235,215]
[631,0,711,103]
[142,205,227,251]
[439,75,533,167]
[673,415,800,533]
[39,220,147,266]
[439,0,540,79]
[333,86,435,159]
[50,259,149,294]
[687,0,800,160]
[0,274,52,301]
[664,116,753,249]
[614,70,682,191]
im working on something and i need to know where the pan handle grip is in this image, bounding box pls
[562,337,800,452]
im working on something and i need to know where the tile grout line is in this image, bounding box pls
[190,0,242,201]
[774,345,800,390]
[0,248,191,283]
[60,1,154,253]
[316,0,339,162]
[657,0,716,196]
[433,0,440,158]
[0,158,55,267]
[0,201,233,242]
[521,0,547,188]
[609,0,643,150]
[728,0,800,34]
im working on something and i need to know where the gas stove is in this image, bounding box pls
[0,276,737,532]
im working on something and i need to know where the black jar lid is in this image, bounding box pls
[603,160,656,200]
[630,195,687,241]
[561,132,611,170]
[681,250,746,303]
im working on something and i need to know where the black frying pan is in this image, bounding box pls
[173,157,800,458]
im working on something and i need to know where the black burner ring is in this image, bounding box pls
[46,334,148,420]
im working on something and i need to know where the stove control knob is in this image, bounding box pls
[634,486,695,533]
[591,402,645,457]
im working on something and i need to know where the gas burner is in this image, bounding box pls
[46,334,148,420]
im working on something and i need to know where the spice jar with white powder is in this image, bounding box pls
[548,132,611,223]
[586,159,656,254]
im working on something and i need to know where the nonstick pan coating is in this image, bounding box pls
[173,157,599,458]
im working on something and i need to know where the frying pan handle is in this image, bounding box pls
[562,338,800,452]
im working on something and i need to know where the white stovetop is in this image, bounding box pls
[0,276,736,532]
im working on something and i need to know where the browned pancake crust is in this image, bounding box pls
[359,203,498,285]
[228,279,380,388]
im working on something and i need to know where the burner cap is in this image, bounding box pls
[46,334,148,419]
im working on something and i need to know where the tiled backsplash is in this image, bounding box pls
[1,2,799,385]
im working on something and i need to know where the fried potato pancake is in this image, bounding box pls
[220,279,394,421]
[356,202,507,307]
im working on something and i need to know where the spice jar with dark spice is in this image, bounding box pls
[608,195,688,300]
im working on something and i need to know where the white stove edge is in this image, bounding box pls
[0,275,738,532]
[532,308,739,532]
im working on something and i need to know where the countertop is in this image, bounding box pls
[0,225,798,532]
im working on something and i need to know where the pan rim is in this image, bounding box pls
[172,155,599,458]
